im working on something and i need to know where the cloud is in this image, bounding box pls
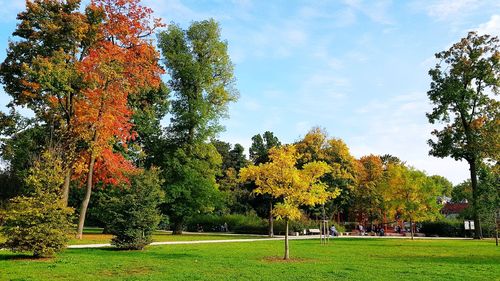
[342,0,394,25]
[476,14,500,36]
[350,91,469,184]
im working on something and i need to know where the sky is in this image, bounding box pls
[0,0,499,184]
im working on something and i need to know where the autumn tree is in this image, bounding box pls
[73,0,164,238]
[382,164,442,239]
[0,0,103,205]
[427,32,499,239]
[295,128,357,223]
[157,19,238,234]
[240,145,337,260]
[354,155,384,227]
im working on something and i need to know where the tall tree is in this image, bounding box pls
[0,0,101,205]
[240,145,336,260]
[426,32,499,239]
[157,19,238,233]
[73,0,164,238]
[248,131,281,236]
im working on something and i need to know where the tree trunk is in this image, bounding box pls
[61,168,71,206]
[76,154,96,239]
[268,200,274,237]
[284,218,289,260]
[410,218,414,240]
[469,159,483,239]
[172,220,184,235]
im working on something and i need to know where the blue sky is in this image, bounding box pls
[0,0,499,184]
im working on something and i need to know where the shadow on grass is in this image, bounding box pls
[384,255,500,265]
[0,253,53,262]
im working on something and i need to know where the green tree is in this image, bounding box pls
[100,168,164,250]
[248,131,281,236]
[157,19,238,234]
[240,145,336,260]
[426,32,499,239]
[0,150,74,258]
[382,164,442,239]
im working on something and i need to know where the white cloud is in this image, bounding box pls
[342,0,394,25]
[425,0,478,21]
[350,92,469,184]
[476,14,500,36]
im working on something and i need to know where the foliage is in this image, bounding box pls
[353,155,384,224]
[295,128,358,221]
[249,131,281,165]
[157,19,238,233]
[99,169,164,250]
[426,31,499,238]
[240,144,337,259]
[161,143,222,233]
[382,164,443,239]
[0,151,74,257]
[420,219,466,237]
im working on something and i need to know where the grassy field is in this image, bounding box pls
[0,238,498,280]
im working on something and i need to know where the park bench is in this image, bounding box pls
[308,228,321,235]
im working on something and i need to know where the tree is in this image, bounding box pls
[248,131,281,236]
[0,150,74,258]
[354,155,384,227]
[99,168,164,250]
[0,0,99,205]
[295,128,357,223]
[249,131,281,165]
[239,145,337,260]
[382,164,442,239]
[157,19,238,233]
[427,32,500,239]
[72,0,164,239]
[429,175,453,197]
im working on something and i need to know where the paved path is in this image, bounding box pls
[68,235,473,249]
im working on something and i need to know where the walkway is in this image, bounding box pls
[67,235,472,249]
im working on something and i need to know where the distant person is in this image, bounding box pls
[330,225,338,238]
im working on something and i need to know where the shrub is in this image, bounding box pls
[420,220,465,237]
[102,168,164,250]
[0,151,74,258]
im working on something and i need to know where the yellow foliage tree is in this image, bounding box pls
[239,145,338,259]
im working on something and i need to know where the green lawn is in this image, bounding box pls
[1,238,498,280]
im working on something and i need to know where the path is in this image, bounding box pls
[68,235,472,249]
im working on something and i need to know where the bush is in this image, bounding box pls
[102,169,164,250]
[420,220,465,237]
[0,151,74,258]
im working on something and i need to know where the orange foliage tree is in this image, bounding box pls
[73,0,164,238]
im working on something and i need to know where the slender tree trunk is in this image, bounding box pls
[410,218,414,240]
[284,218,289,260]
[268,200,274,237]
[76,154,96,239]
[469,159,483,239]
[62,168,71,206]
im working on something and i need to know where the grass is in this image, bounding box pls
[0,238,498,280]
